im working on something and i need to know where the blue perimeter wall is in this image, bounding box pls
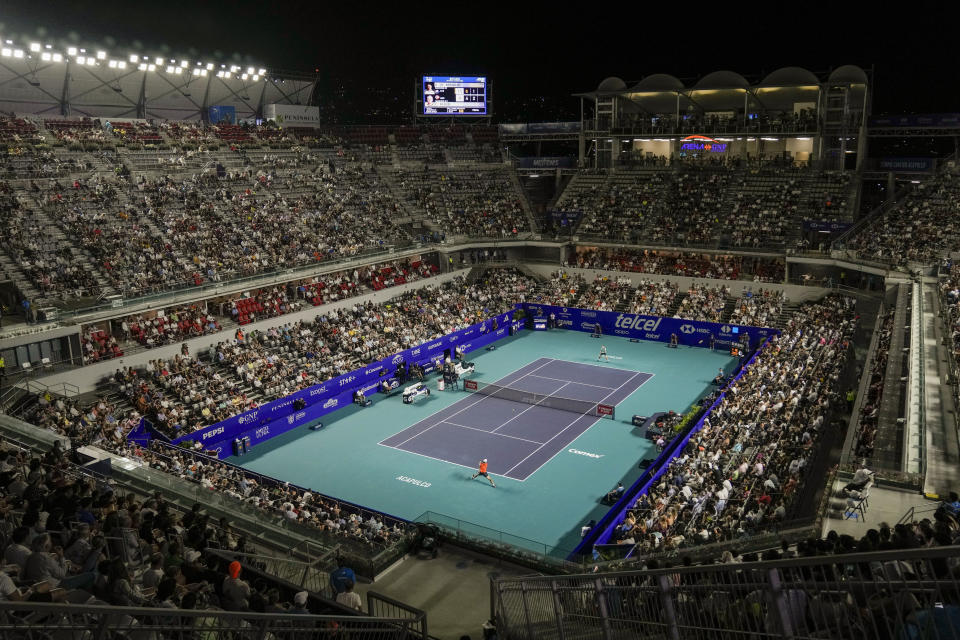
[129,311,518,458]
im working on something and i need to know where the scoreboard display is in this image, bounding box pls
[422,76,487,115]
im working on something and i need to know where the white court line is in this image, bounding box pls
[528,374,617,390]
[491,381,570,434]
[385,358,556,448]
[377,442,478,473]
[443,421,545,445]
[551,357,639,376]
[503,370,646,477]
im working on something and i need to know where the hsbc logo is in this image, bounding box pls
[720,326,732,334]
[679,325,696,334]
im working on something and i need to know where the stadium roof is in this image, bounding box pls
[0,33,317,120]
[576,66,868,113]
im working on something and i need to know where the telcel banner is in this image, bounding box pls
[521,304,777,350]
[163,311,516,458]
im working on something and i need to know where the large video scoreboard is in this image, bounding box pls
[422,76,487,116]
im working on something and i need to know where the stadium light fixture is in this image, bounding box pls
[97,51,106,60]
[796,137,812,141]
[165,65,174,73]
[41,52,51,61]
[174,67,182,74]
[258,68,265,75]
[148,64,156,71]
[108,60,117,68]
[13,49,24,58]
[138,63,147,71]
[230,65,239,72]
[241,73,248,80]
[52,53,62,62]
[252,75,259,81]
[155,57,163,65]
[129,54,138,63]
[118,61,126,69]
[67,47,77,55]
[86,58,96,66]
[206,62,214,70]
[29,43,40,52]
[246,66,254,75]
[1,48,11,57]
[761,137,779,141]
[180,60,188,68]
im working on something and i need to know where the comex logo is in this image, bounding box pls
[679,324,696,334]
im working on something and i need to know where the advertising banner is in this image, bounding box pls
[520,304,777,351]
[515,157,576,169]
[166,310,516,458]
[263,104,321,128]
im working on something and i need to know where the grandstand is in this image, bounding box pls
[0,28,958,640]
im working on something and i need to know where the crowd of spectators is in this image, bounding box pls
[571,248,785,283]
[674,283,730,323]
[577,276,636,312]
[847,169,960,266]
[609,295,856,552]
[393,167,528,238]
[728,289,786,328]
[851,310,894,460]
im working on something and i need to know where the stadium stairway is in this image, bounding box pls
[507,168,539,233]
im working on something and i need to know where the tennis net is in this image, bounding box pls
[463,379,615,419]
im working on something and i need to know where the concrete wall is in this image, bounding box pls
[33,269,470,394]
[523,264,831,304]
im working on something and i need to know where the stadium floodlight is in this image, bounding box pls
[41,52,51,61]
[29,43,40,52]
[180,60,188,68]
[796,137,812,141]
[52,53,62,62]
[258,68,265,75]
[198,69,207,77]
[206,62,214,70]
[246,66,254,74]
[174,67,182,74]
[252,75,259,81]
[230,65,239,72]
[67,47,77,56]
[1,48,11,57]
[129,54,138,63]
[96,51,106,60]
[13,49,24,58]
[45,44,52,49]
[761,137,779,141]
[165,65,174,73]
[118,61,126,69]
[148,64,156,71]
[138,62,147,71]
[155,57,163,65]
[86,58,96,66]
[77,55,87,65]
[108,60,117,68]
[241,73,248,80]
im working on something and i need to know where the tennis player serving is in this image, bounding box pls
[471,459,496,487]
[598,345,610,362]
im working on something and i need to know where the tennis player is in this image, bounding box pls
[598,345,609,362]
[471,459,496,487]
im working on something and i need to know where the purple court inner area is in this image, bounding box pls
[379,358,652,481]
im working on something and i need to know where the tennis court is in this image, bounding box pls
[379,358,652,481]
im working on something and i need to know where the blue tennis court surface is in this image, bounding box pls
[379,358,652,481]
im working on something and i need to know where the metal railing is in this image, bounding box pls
[492,545,960,640]
[206,547,338,600]
[0,600,423,639]
[413,511,582,571]
[367,591,430,640]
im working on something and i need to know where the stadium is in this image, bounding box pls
[0,8,957,640]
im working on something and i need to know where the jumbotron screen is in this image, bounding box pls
[422,76,487,115]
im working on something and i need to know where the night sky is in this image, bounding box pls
[1,2,954,123]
